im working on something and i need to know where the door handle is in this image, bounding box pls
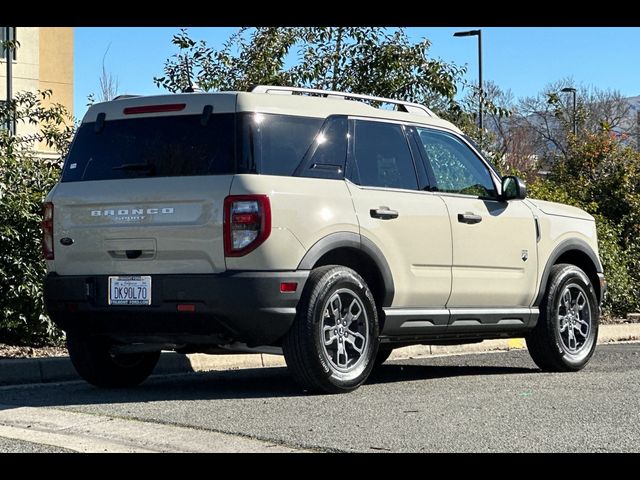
[370,207,399,220]
[457,212,482,224]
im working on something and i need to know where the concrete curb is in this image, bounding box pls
[1,323,638,387]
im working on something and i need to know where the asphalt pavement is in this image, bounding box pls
[0,435,74,453]
[0,343,637,452]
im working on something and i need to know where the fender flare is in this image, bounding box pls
[297,232,395,307]
[533,238,603,307]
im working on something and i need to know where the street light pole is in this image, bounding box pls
[561,87,577,136]
[454,29,483,138]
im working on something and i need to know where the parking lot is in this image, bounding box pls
[0,343,638,452]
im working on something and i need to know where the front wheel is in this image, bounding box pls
[283,265,379,393]
[526,264,599,372]
[67,335,160,388]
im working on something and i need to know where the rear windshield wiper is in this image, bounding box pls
[112,163,154,171]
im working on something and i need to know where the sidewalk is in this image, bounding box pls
[1,323,638,386]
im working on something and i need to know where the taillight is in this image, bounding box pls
[42,202,54,260]
[223,195,271,257]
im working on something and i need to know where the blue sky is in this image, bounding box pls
[73,27,640,120]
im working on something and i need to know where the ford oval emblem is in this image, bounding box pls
[60,237,74,246]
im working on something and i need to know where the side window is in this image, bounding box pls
[416,128,497,199]
[296,116,348,179]
[352,120,418,190]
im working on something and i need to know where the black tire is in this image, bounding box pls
[283,265,379,394]
[526,263,599,372]
[374,347,393,367]
[67,335,160,388]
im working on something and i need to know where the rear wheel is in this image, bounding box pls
[283,265,379,393]
[526,264,599,372]
[67,334,160,388]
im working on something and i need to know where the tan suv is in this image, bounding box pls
[42,85,606,393]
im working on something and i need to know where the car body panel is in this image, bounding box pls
[226,174,358,271]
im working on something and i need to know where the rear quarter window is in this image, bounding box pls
[237,113,323,176]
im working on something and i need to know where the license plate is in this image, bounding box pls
[108,276,151,306]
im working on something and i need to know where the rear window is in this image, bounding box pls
[62,111,326,182]
[62,113,235,182]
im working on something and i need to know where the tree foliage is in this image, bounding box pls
[154,27,469,118]
[481,79,638,179]
[0,91,73,345]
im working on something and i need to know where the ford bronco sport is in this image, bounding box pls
[43,85,606,393]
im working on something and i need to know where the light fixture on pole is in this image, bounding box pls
[454,29,483,138]
[561,87,577,136]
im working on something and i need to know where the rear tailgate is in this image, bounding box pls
[46,93,239,276]
[48,176,232,275]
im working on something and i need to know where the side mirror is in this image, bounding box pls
[501,175,527,201]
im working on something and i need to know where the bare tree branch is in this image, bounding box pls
[98,43,119,102]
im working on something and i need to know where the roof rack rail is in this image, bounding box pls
[251,85,436,117]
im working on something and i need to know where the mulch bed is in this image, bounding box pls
[0,343,67,359]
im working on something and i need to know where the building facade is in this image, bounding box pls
[1,27,73,154]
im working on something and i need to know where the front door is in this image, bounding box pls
[414,127,538,316]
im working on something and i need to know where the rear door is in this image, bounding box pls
[346,118,452,334]
[49,103,236,276]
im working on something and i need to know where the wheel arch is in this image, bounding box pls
[534,238,603,307]
[297,232,395,310]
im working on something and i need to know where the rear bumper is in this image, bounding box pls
[44,271,309,345]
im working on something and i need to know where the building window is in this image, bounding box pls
[0,27,17,61]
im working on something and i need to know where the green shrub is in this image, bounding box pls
[593,215,636,316]
[527,131,640,318]
[0,91,73,346]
